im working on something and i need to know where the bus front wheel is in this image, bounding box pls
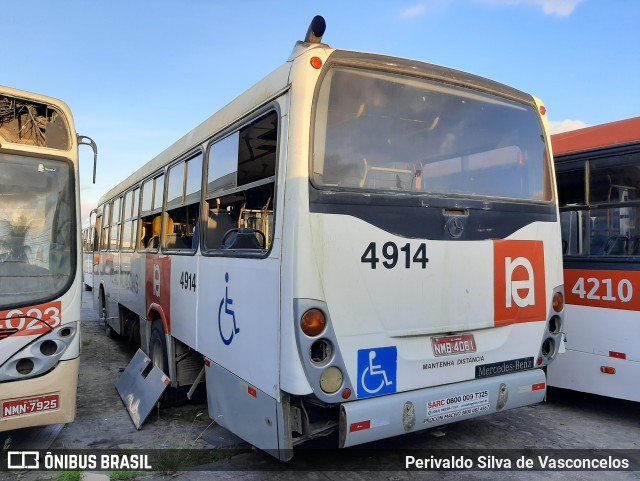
[100,291,117,339]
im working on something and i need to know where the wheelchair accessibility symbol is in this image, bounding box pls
[218,272,239,345]
[357,346,397,399]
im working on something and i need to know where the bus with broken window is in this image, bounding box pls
[0,86,96,430]
[547,117,640,401]
[93,16,564,460]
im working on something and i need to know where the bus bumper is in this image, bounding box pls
[339,369,546,448]
[0,357,79,432]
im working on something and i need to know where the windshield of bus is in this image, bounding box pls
[0,153,74,309]
[312,67,551,202]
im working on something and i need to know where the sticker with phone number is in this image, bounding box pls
[0,301,62,337]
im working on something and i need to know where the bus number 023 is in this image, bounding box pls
[571,277,633,302]
[1,306,61,331]
[361,242,428,269]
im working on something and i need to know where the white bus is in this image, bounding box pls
[547,117,640,401]
[0,86,96,431]
[93,17,564,460]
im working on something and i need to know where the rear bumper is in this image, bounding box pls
[339,369,546,448]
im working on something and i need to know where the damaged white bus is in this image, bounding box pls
[0,86,96,431]
[92,16,564,460]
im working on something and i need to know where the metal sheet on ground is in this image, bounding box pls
[115,349,169,429]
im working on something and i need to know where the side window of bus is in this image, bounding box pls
[100,203,110,251]
[95,211,102,251]
[110,196,122,252]
[204,111,277,253]
[164,153,202,252]
[139,174,164,251]
[121,188,138,251]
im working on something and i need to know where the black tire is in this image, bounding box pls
[100,291,118,339]
[149,319,186,407]
[99,290,108,328]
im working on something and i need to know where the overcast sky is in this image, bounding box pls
[3,0,638,222]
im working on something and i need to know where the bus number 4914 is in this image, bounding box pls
[361,242,428,269]
[180,272,197,291]
[571,277,633,302]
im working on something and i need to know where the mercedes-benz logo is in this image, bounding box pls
[446,217,464,238]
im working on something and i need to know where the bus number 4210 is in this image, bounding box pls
[571,277,633,302]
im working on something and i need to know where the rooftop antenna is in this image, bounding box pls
[304,15,326,44]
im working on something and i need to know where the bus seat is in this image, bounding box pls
[603,236,628,256]
[207,209,236,249]
[191,223,199,250]
[222,228,263,249]
[152,214,174,236]
[152,216,162,236]
[630,236,640,255]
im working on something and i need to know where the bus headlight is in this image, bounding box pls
[320,367,343,394]
[0,322,78,382]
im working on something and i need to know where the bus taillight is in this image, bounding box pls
[301,308,326,337]
[310,57,323,69]
[552,292,564,313]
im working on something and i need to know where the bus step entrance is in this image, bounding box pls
[115,349,170,429]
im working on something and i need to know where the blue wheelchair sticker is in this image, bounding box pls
[357,346,397,399]
[218,272,239,345]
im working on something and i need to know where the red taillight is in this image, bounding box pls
[300,309,326,337]
[552,292,564,313]
[539,105,546,116]
[310,56,322,69]
[342,388,351,399]
[600,366,616,375]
